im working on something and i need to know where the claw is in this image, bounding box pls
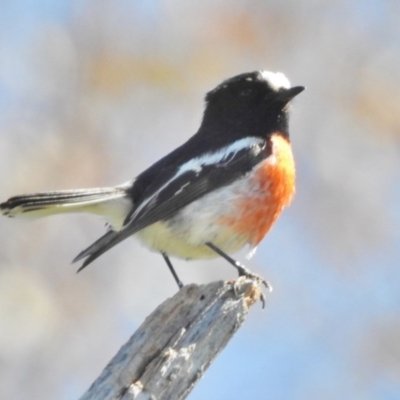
[232,281,239,298]
[205,242,271,308]
[231,272,271,309]
[260,292,266,309]
[262,279,273,293]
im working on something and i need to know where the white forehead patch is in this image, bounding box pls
[259,71,291,91]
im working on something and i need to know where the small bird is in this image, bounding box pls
[1,71,304,288]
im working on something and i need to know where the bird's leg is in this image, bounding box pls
[206,242,251,276]
[205,242,272,293]
[162,253,184,289]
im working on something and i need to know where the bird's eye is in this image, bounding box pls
[240,88,254,97]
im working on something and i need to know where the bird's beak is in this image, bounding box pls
[276,86,305,103]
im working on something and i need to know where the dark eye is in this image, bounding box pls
[240,87,254,97]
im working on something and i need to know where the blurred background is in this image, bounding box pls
[0,1,399,399]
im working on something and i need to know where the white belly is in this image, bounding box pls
[134,178,254,259]
[135,220,249,259]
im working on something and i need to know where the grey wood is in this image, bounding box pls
[79,277,266,400]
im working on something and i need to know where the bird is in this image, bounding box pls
[1,70,304,289]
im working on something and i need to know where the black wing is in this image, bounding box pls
[74,139,270,269]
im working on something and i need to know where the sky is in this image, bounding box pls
[0,1,399,399]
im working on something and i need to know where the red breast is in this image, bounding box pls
[219,133,295,246]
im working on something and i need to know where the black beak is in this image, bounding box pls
[276,86,305,103]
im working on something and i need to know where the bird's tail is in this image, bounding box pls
[0,186,130,226]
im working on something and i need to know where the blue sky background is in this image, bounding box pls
[0,1,399,399]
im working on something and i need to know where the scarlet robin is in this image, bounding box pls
[1,71,304,289]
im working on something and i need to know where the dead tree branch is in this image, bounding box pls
[79,277,266,400]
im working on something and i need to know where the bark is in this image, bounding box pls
[79,276,266,400]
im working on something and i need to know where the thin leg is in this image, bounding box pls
[205,242,251,276]
[162,253,184,289]
[205,242,270,292]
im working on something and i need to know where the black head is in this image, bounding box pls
[201,71,304,140]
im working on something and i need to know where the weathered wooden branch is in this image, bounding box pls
[79,277,266,400]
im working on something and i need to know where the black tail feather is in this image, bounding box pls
[74,230,120,272]
[1,187,126,218]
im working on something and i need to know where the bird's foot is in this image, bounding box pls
[232,264,272,309]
